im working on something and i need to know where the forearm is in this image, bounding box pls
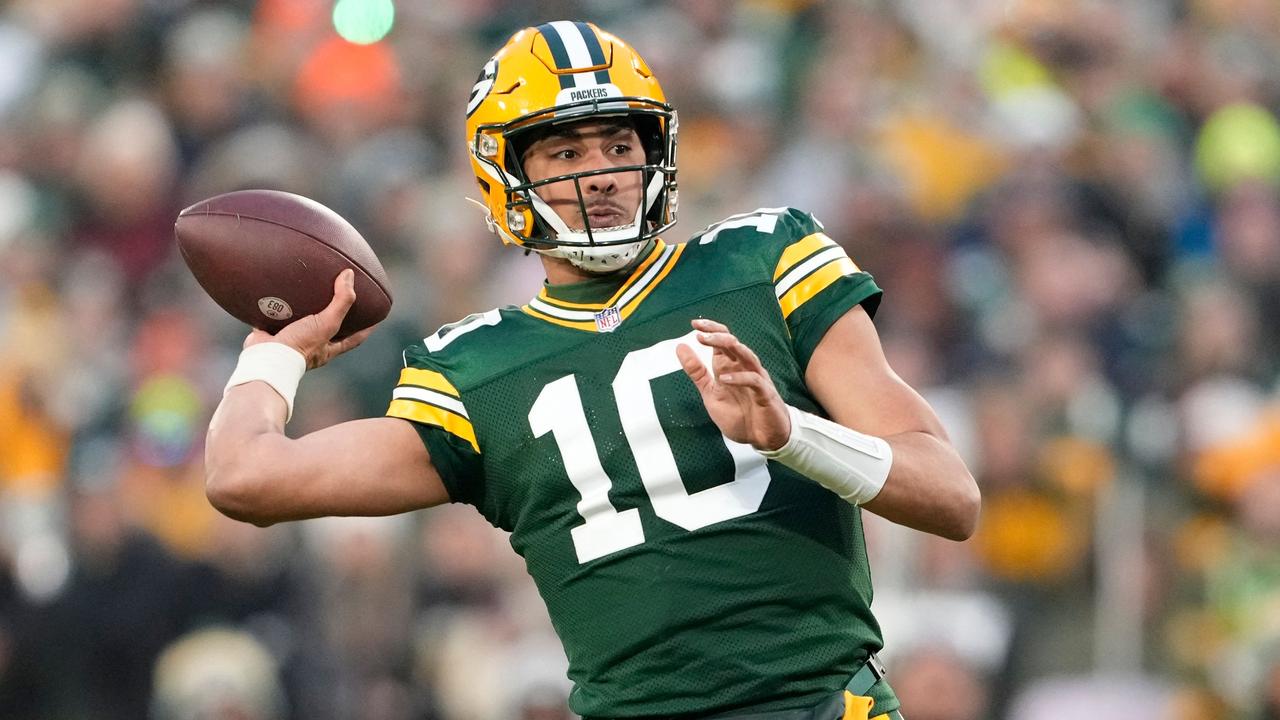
[205,382,293,524]
[864,430,979,541]
[203,275,446,525]
[801,306,980,540]
[764,404,980,541]
[205,384,449,525]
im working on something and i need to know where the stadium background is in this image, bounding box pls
[2,0,1280,718]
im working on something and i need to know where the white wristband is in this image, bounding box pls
[224,342,307,422]
[759,405,893,505]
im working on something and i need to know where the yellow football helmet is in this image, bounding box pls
[465,21,678,273]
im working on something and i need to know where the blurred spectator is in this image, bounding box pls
[893,645,991,720]
[411,505,571,720]
[151,627,287,720]
[1006,674,1178,720]
[296,515,422,719]
[26,485,200,719]
[70,97,181,287]
[160,8,252,166]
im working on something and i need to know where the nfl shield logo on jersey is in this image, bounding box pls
[594,307,622,332]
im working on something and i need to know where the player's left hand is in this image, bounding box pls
[677,318,791,452]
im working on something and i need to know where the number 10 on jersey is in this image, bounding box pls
[529,331,773,563]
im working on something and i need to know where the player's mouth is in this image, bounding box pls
[584,204,628,229]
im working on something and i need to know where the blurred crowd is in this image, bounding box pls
[2,0,1280,718]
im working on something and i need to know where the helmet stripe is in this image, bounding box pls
[536,22,576,89]
[571,21,612,85]
[539,21,612,90]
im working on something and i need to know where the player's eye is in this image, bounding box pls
[609,143,632,156]
[553,148,579,160]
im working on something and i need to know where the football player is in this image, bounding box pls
[206,21,979,720]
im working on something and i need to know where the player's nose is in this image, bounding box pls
[583,167,617,195]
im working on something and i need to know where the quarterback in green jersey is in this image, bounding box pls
[205,20,979,720]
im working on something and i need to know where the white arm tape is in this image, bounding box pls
[223,342,307,422]
[758,405,893,505]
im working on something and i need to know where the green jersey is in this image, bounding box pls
[386,207,898,717]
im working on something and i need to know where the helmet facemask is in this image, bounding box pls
[472,99,679,274]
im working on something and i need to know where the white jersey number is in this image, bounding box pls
[529,330,771,563]
[696,207,790,244]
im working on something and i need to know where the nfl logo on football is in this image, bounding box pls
[594,307,622,333]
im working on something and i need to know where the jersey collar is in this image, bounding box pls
[542,239,659,306]
[523,239,685,331]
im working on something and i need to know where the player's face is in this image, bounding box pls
[521,121,647,232]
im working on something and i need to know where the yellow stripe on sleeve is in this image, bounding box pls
[386,399,479,452]
[777,257,859,319]
[773,232,838,281]
[397,368,460,397]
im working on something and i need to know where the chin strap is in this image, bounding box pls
[530,237,647,273]
[465,196,501,237]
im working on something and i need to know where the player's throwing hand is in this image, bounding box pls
[243,269,375,370]
[677,317,792,452]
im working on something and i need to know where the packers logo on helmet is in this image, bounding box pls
[466,57,498,117]
[465,21,678,273]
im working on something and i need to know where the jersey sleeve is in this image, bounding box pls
[385,343,485,505]
[769,208,882,371]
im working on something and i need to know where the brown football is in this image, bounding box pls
[175,189,392,340]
